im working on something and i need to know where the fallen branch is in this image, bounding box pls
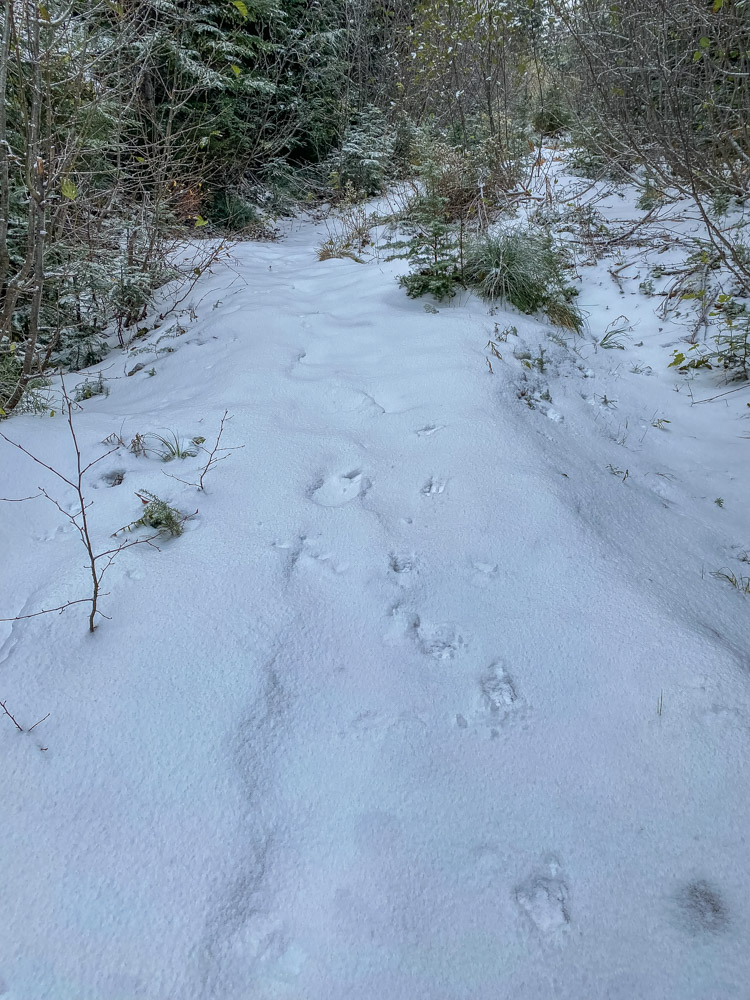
[692,383,750,405]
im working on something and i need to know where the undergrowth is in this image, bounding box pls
[463,229,582,330]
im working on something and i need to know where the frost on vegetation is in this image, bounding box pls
[0,355,51,417]
[463,228,582,331]
[598,317,631,351]
[330,105,396,196]
[73,373,110,402]
[114,491,189,538]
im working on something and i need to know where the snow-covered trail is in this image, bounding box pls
[2,211,750,999]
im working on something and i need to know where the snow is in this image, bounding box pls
[2,163,750,999]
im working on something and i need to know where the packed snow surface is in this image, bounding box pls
[2,174,750,999]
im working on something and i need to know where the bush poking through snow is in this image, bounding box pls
[668,298,750,382]
[0,379,166,632]
[73,373,109,402]
[463,229,582,330]
[317,186,372,262]
[149,431,198,462]
[388,182,464,302]
[599,319,632,350]
[115,492,188,538]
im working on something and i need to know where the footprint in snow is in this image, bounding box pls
[297,536,348,574]
[272,535,348,575]
[344,710,427,748]
[389,552,416,576]
[481,662,518,716]
[417,621,465,659]
[309,470,371,507]
[455,661,524,737]
[471,561,499,586]
[421,477,446,496]
[385,606,466,660]
[515,856,570,936]
[90,469,125,489]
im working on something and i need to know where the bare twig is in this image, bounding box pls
[0,597,105,623]
[692,383,750,405]
[27,712,50,732]
[163,409,242,491]
[0,699,23,732]
[0,491,42,502]
[0,377,169,632]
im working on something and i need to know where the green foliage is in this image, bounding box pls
[209,191,259,231]
[0,353,51,417]
[637,180,667,213]
[567,118,631,181]
[334,105,395,195]
[669,346,713,373]
[0,354,22,418]
[711,191,732,217]
[150,432,199,462]
[401,0,534,161]
[73,374,109,402]
[463,228,582,330]
[532,91,571,137]
[1,0,358,414]
[390,115,423,178]
[399,263,461,302]
[669,297,750,380]
[115,491,187,538]
[388,176,464,302]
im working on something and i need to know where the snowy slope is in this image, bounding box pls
[1,180,750,1000]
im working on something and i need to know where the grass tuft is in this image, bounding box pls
[463,228,582,331]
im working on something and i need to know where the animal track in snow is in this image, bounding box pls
[316,385,385,417]
[344,710,427,747]
[455,661,524,737]
[421,477,446,496]
[297,537,348,574]
[384,606,465,660]
[471,560,499,586]
[515,856,570,935]
[309,469,370,507]
[389,552,416,576]
[90,469,125,489]
[480,663,518,718]
[32,523,69,543]
[383,606,420,645]
[272,535,348,575]
[417,621,465,659]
